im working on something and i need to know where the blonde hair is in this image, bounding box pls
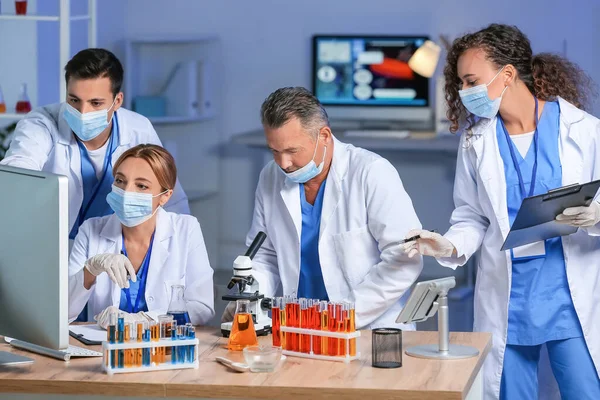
[113,144,177,190]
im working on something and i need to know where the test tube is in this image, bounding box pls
[150,321,160,365]
[346,301,356,356]
[171,321,178,364]
[136,322,144,367]
[159,315,173,364]
[285,296,295,352]
[124,322,131,367]
[336,303,346,356]
[108,312,117,369]
[117,312,125,368]
[320,301,329,356]
[299,299,308,353]
[142,322,151,367]
[279,298,287,351]
[187,325,196,362]
[177,325,187,364]
[271,297,281,347]
[312,299,321,355]
[328,303,338,356]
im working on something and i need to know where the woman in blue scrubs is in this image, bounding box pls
[68,144,215,326]
[404,24,600,399]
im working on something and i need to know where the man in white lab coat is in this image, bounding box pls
[1,48,189,240]
[223,87,423,329]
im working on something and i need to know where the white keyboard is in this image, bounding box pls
[65,344,103,357]
[344,129,410,139]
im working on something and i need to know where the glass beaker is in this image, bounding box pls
[167,284,191,326]
[227,299,258,351]
[0,85,6,114]
[15,83,31,114]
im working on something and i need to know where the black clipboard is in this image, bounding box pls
[501,179,600,251]
[69,330,102,346]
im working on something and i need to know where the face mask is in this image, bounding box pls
[282,140,327,184]
[106,185,169,227]
[458,67,508,119]
[63,98,117,141]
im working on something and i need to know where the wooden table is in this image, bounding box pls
[0,329,491,400]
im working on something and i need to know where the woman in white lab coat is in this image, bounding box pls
[404,24,600,399]
[68,144,214,326]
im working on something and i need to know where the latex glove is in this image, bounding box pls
[84,253,136,289]
[94,306,152,330]
[401,229,456,259]
[555,202,600,227]
[221,302,236,323]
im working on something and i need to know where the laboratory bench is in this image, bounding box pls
[0,328,491,400]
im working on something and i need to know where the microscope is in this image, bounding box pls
[221,231,273,337]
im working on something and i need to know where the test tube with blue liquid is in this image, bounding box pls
[171,321,178,364]
[117,312,125,368]
[187,325,196,362]
[142,321,151,367]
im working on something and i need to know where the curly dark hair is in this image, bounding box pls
[444,24,596,133]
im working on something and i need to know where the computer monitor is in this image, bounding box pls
[312,35,433,125]
[0,165,69,350]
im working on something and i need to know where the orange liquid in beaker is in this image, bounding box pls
[228,313,258,351]
[0,103,6,113]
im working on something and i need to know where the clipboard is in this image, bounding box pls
[501,179,600,251]
[69,330,103,346]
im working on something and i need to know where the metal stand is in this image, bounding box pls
[405,294,479,360]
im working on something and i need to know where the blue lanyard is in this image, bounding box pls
[76,113,119,227]
[499,97,539,199]
[121,232,155,314]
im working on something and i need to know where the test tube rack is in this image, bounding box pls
[279,326,361,363]
[102,338,199,375]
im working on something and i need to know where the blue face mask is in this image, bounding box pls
[106,185,169,227]
[63,98,116,141]
[282,140,327,184]
[458,67,507,119]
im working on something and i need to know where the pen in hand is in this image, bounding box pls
[398,229,437,245]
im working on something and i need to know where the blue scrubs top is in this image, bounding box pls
[119,233,154,313]
[297,181,329,301]
[497,100,582,345]
[69,113,120,239]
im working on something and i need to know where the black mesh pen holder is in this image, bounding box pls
[371,328,402,368]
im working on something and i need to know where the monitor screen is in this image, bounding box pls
[312,35,430,108]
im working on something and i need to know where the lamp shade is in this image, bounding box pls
[408,40,441,78]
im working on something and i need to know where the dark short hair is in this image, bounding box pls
[64,48,124,97]
[260,87,329,138]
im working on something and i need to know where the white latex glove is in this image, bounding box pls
[555,202,600,227]
[84,253,136,289]
[94,306,152,330]
[221,302,236,323]
[401,229,456,259]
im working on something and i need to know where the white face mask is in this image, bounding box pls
[281,139,327,184]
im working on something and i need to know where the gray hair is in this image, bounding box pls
[260,87,329,139]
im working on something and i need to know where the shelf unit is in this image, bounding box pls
[0,0,97,121]
[124,35,218,124]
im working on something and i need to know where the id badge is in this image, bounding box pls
[511,241,546,261]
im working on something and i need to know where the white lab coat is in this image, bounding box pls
[68,208,215,325]
[0,103,190,232]
[247,136,423,329]
[440,98,600,400]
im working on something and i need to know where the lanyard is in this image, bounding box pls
[122,232,155,313]
[76,113,119,227]
[499,97,539,199]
